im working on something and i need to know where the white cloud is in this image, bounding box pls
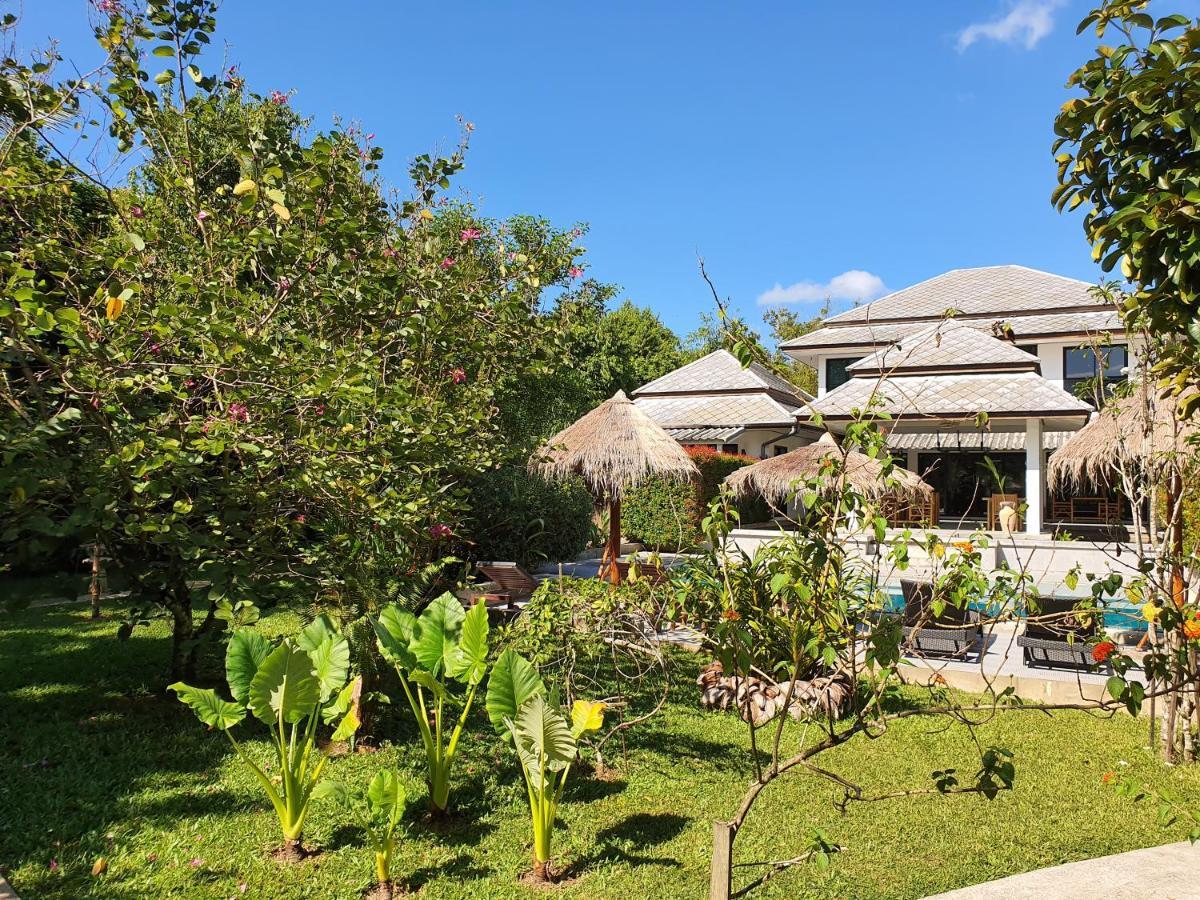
[757,270,888,306]
[957,0,1065,52]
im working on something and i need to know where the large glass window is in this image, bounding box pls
[824,357,860,392]
[1064,344,1127,404]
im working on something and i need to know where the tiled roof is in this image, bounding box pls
[664,426,745,442]
[847,322,1039,374]
[824,266,1103,326]
[635,393,802,428]
[809,372,1094,420]
[634,349,808,401]
[779,309,1123,352]
[887,430,1073,452]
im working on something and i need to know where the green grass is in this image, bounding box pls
[3,604,1200,899]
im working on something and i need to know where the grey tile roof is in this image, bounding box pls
[780,309,1123,352]
[664,426,745,442]
[634,349,808,401]
[847,322,1039,374]
[635,393,802,428]
[809,372,1095,420]
[886,430,1072,452]
[824,266,1103,326]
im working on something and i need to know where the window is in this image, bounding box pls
[1064,345,1127,404]
[720,443,739,456]
[824,357,860,392]
[774,445,789,456]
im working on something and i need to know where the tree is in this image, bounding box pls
[0,1,582,680]
[1053,2,1200,411]
[762,304,828,396]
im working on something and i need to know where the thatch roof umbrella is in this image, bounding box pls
[532,390,699,584]
[724,433,931,507]
[1048,383,1198,607]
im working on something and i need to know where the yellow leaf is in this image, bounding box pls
[271,202,291,221]
[91,857,108,877]
[571,699,606,736]
[106,295,125,320]
[233,178,257,196]
[418,208,434,222]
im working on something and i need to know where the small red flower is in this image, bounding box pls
[450,367,467,385]
[1101,770,1116,784]
[295,514,306,524]
[721,609,740,621]
[130,204,144,219]
[440,257,455,270]
[569,266,584,279]
[1092,641,1117,663]
[430,523,453,540]
[459,228,482,242]
[269,90,288,105]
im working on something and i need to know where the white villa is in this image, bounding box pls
[637,265,1133,537]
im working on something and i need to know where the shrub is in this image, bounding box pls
[464,467,593,567]
[622,446,767,551]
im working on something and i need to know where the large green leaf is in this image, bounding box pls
[512,694,576,790]
[446,598,489,685]
[366,769,405,826]
[248,643,320,725]
[486,649,545,735]
[225,630,271,704]
[308,633,350,701]
[322,677,357,725]
[297,614,338,652]
[372,605,417,671]
[410,593,465,676]
[330,707,360,742]
[170,682,246,730]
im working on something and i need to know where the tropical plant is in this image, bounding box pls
[485,649,605,882]
[371,594,489,817]
[322,769,409,897]
[169,616,359,855]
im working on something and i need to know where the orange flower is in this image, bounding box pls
[1101,770,1116,784]
[952,541,975,554]
[1183,619,1200,641]
[721,609,740,621]
[1092,641,1117,663]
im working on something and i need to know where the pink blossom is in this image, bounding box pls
[450,367,467,384]
[227,402,250,424]
[150,343,161,354]
[239,884,248,895]
[91,395,101,410]
[430,524,453,540]
[130,204,144,219]
[189,857,203,868]
[269,90,288,105]
[507,252,517,262]
[49,858,58,872]
[569,266,584,279]
[440,257,455,270]
[195,210,209,223]
[459,228,482,242]
[277,277,291,294]
[366,133,375,140]
[295,514,306,524]
[314,403,325,416]
[185,378,196,389]
[95,0,120,13]
[382,247,397,258]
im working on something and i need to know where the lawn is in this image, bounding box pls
[3,603,1200,899]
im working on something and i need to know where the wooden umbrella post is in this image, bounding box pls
[606,498,622,585]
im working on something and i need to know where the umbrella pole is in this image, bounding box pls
[606,498,622,585]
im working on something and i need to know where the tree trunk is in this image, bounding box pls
[168,591,195,683]
[710,821,734,900]
[603,498,622,585]
[89,544,102,619]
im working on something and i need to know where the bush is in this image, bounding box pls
[464,467,594,568]
[622,446,767,551]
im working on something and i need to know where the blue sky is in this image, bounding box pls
[15,0,1193,342]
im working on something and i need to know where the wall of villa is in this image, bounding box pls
[725,526,1150,598]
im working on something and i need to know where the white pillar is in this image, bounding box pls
[1024,418,1044,535]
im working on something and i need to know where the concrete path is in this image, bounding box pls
[0,875,19,899]
[924,841,1200,899]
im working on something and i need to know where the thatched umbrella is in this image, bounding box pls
[1048,383,1198,608]
[532,390,699,583]
[724,432,931,506]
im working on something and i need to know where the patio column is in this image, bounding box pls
[1024,418,1044,535]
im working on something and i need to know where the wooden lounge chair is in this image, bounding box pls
[614,558,671,586]
[900,578,983,660]
[465,561,540,621]
[1016,596,1106,671]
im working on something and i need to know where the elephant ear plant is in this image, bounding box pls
[170,616,360,858]
[486,649,606,883]
[371,593,489,817]
[323,769,408,899]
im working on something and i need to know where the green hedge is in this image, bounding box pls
[463,467,594,568]
[622,446,767,551]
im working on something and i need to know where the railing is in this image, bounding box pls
[880,490,940,528]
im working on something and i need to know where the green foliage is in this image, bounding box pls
[463,467,593,568]
[169,619,359,843]
[486,651,605,880]
[371,594,490,814]
[322,769,409,888]
[0,2,586,683]
[622,446,767,550]
[1053,3,1200,406]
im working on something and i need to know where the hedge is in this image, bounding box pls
[464,466,594,568]
[622,446,767,551]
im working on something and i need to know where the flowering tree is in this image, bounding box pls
[0,1,583,679]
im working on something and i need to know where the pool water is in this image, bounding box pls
[882,588,1145,632]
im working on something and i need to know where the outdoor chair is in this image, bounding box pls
[899,578,983,660]
[614,558,671,586]
[1016,596,1106,672]
[464,561,540,622]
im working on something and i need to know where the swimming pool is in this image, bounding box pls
[881,587,1145,632]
